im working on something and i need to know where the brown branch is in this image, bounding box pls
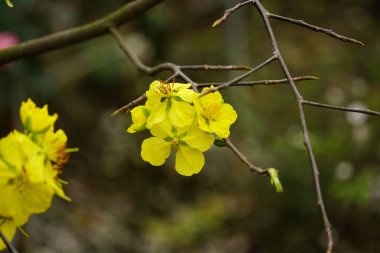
[254,1,334,251]
[197,76,319,88]
[268,13,364,46]
[0,0,164,64]
[0,229,18,253]
[199,55,277,96]
[180,65,251,71]
[112,94,147,116]
[212,0,255,27]
[224,138,269,175]
[302,100,380,117]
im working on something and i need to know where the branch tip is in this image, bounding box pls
[212,19,223,28]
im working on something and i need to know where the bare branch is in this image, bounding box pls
[268,13,364,46]
[302,100,380,117]
[112,94,147,116]
[0,230,19,253]
[197,76,319,88]
[212,0,255,27]
[0,0,164,64]
[199,55,277,96]
[224,138,269,175]
[180,65,251,71]
[254,1,334,251]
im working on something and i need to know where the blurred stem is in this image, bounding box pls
[0,0,164,64]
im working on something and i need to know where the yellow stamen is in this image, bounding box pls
[203,102,221,119]
[154,81,175,97]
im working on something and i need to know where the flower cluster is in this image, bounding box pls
[0,99,75,250]
[127,80,237,176]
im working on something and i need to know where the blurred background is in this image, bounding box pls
[1,0,380,252]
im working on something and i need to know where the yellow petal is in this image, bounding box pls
[167,100,195,128]
[0,132,24,170]
[149,119,173,139]
[196,114,212,133]
[127,106,149,133]
[209,119,232,138]
[181,125,214,152]
[218,103,237,123]
[148,80,162,91]
[175,87,195,103]
[172,83,192,90]
[146,101,168,129]
[21,183,54,215]
[141,137,171,166]
[175,146,205,176]
[145,92,161,110]
[24,154,46,183]
[200,87,223,105]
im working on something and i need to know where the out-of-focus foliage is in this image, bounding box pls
[1,0,380,252]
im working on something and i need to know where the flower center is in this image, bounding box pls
[154,81,175,97]
[203,102,221,120]
[171,137,180,146]
[13,173,30,194]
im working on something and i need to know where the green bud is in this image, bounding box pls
[213,136,226,147]
[268,168,283,193]
[6,0,13,7]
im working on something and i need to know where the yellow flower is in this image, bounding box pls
[141,119,214,176]
[0,131,55,222]
[20,98,58,134]
[0,218,18,251]
[193,87,237,138]
[145,80,196,129]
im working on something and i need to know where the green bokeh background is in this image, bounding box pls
[1,0,380,252]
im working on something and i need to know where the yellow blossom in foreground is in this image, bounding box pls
[20,98,57,133]
[193,86,237,138]
[141,120,214,176]
[146,80,196,129]
[0,98,75,249]
[0,131,55,223]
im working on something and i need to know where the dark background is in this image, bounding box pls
[1,0,380,252]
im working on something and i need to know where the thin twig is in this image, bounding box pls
[212,0,256,27]
[224,138,269,175]
[0,229,19,253]
[199,55,277,96]
[112,94,147,115]
[180,65,251,71]
[254,1,334,252]
[302,100,380,117]
[197,76,319,88]
[112,73,180,115]
[268,13,364,46]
